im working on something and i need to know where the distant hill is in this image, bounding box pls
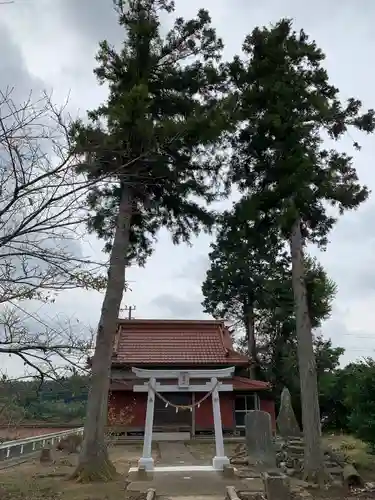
[0,375,89,424]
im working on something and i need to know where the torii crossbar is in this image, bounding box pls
[132,366,235,472]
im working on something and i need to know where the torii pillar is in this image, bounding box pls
[132,366,235,472]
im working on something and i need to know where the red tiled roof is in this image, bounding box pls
[232,376,270,391]
[109,376,270,392]
[112,319,249,366]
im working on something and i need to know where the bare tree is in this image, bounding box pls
[0,305,94,381]
[0,88,110,380]
[0,88,107,304]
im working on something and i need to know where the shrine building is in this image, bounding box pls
[108,318,275,438]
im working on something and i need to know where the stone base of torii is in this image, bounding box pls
[131,366,235,473]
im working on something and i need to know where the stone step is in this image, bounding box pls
[325,460,341,468]
[169,497,223,500]
[287,446,304,456]
[288,441,304,448]
[326,466,343,477]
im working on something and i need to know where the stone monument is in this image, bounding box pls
[245,410,276,467]
[263,471,291,500]
[276,387,301,438]
[40,447,53,464]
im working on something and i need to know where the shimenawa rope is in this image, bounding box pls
[148,380,219,413]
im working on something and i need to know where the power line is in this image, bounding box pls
[120,305,136,320]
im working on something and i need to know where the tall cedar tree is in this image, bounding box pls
[253,258,338,416]
[71,0,233,481]
[228,19,375,482]
[202,198,285,378]
[202,200,336,384]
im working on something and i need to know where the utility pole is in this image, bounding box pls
[122,305,136,320]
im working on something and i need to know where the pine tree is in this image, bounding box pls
[71,0,233,481]
[228,19,374,483]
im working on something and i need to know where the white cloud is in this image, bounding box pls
[1,0,375,370]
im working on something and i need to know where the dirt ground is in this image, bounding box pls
[1,438,375,500]
[0,443,156,500]
[185,441,240,461]
[186,439,375,500]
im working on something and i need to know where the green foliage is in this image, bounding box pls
[202,197,338,386]
[202,198,284,323]
[343,360,375,449]
[71,0,235,264]
[257,322,342,407]
[228,18,375,244]
[319,366,352,432]
[201,191,341,425]
[319,360,375,450]
[0,375,88,423]
[267,335,344,423]
[219,19,374,467]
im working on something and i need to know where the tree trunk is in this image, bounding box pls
[72,184,132,483]
[244,303,257,379]
[290,217,329,485]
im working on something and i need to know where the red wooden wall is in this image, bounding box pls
[108,390,276,431]
[195,393,234,429]
[259,398,276,431]
[108,391,146,426]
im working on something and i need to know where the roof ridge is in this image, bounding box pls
[217,323,230,357]
[218,324,247,359]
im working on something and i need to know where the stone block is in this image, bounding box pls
[39,447,53,464]
[138,466,147,478]
[223,464,235,478]
[129,465,152,481]
[226,485,240,500]
[237,492,265,500]
[288,445,304,456]
[146,488,156,500]
[263,471,291,500]
[245,410,276,467]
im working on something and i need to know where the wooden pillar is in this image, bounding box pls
[191,392,196,437]
[211,377,230,470]
[256,392,260,410]
[138,377,155,471]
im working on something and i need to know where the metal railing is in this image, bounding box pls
[0,427,84,462]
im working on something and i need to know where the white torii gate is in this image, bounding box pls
[132,366,235,472]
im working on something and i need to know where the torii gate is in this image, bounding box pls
[132,366,235,472]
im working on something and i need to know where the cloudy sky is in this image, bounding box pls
[1,0,375,372]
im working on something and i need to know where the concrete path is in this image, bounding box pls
[127,470,263,496]
[128,442,264,497]
[158,441,202,466]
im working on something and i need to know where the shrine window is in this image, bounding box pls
[234,393,258,427]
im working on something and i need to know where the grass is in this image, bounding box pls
[322,433,375,472]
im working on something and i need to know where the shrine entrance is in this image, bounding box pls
[154,393,192,428]
[131,366,235,473]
